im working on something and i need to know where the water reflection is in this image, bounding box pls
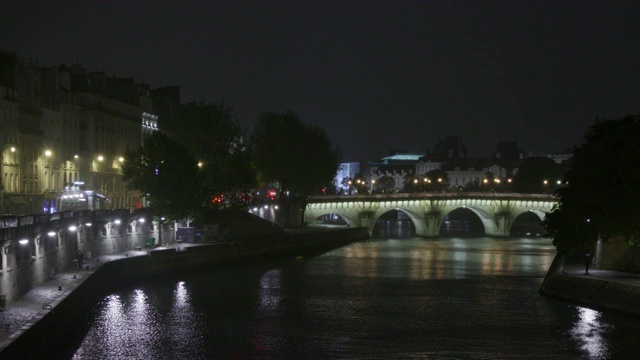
[259,269,282,309]
[74,283,206,359]
[345,237,554,281]
[73,293,154,359]
[570,306,612,359]
[71,236,640,359]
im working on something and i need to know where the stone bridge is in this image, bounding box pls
[304,192,556,237]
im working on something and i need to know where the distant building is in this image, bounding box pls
[368,150,423,192]
[334,162,360,194]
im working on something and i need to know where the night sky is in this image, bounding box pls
[2,1,639,163]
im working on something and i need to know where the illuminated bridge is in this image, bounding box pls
[304,193,556,238]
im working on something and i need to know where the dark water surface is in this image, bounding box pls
[70,238,640,359]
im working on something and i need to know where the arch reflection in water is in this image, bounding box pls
[570,306,612,359]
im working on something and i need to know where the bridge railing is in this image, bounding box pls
[307,192,555,203]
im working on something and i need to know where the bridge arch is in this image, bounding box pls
[509,210,547,237]
[371,208,425,238]
[308,211,359,228]
[440,206,499,237]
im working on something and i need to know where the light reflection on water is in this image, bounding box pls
[71,236,639,359]
[73,282,207,359]
[342,237,554,280]
[571,307,612,359]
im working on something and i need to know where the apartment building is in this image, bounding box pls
[0,50,164,214]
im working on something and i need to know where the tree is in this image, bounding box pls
[375,175,396,194]
[250,111,341,197]
[171,101,256,208]
[424,169,450,192]
[544,114,640,254]
[512,156,566,194]
[122,131,205,221]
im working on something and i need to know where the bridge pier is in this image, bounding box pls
[358,210,376,237]
[490,212,512,238]
[420,211,441,238]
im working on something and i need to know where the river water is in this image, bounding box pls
[68,237,640,359]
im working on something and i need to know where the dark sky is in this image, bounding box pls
[2,1,639,162]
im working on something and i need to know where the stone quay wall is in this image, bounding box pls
[0,227,368,360]
[539,253,640,317]
[0,208,175,304]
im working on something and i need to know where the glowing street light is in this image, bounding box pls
[97,155,104,162]
[44,150,52,157]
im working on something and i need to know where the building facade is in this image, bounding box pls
[0,50,162,215]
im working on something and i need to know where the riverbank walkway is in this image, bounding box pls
[1,245,639,354]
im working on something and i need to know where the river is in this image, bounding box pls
[67,236,640,359]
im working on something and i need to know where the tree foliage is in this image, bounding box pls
[544,114,640,254]
[401,170,449,192]
[173,101,256,205]
[513,156,566,193]
[375,175,397,194]
[250,111,341,197]
[122,131,204,220]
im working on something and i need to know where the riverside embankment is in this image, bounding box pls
[0,227,367,359]
[539,252,640,317]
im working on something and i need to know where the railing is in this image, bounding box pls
[308,192,556,203]
[0,207,153,244]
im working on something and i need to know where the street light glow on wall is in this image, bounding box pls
[68,225,77,232]
[45,150,52,157]
[47,231,56,237]
[10,147,15,152]
[97,155,104,161]
[19,239,29,245]
[118,157,124,162]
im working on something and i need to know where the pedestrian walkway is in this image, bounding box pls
[557,251,640,286]
[0,243,199,353]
